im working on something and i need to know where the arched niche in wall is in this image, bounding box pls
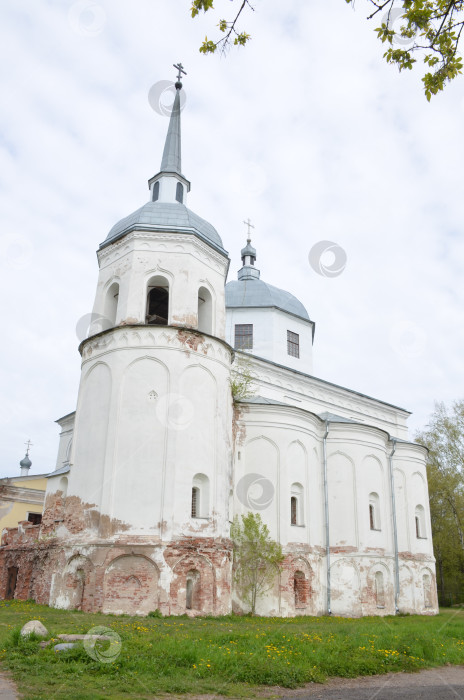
[103,281,120,328]
[393,468,409,551]
[60,554,94,611]
[197,285,214,335]
[398,564,415,613]
[241,436,279,540]
[327,451,357,548]
[179,365,216,483]
[103,555,159,615]
[114,357,169,528]
[73,362,112,509]
[330,559,361,616]
[170,554,215,615]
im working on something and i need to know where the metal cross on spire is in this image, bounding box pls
[243,218,254,242]
[173,62,187,87]
[25,439,33,456]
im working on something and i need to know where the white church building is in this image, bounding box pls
[0,68,437,617]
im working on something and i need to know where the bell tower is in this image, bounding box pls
[45,66,234,616]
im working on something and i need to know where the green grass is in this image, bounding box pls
[0,601,463,699]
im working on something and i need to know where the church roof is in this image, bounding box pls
[100,65,227,257]
[100,202,226,254]
[225,277,311,322]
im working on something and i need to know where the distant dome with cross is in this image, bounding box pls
[225,219,311,322]
[225,220,315,374]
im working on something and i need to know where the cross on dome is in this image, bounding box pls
[173,62,187,90]
[243,218,254,242]
[25,439,33,457]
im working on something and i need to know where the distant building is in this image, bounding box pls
[0,446,47,531]
[0,69,438,616]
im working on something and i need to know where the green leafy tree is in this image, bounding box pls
[416,400,464,605]
[231,512,284,614]
[230,355,256,403]
[191,0,464,98]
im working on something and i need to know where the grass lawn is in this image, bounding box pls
[0,601,463,699]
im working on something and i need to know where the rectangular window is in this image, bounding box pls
[287,330,300,358]
[235,324,253,350]
[27,513,42,525]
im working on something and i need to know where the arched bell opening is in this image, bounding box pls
[146,276,169,325]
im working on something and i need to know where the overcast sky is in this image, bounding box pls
[1,0,463,477]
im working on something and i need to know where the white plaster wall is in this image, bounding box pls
[91,231,229,340]
[240,354,411,441]
[226,306,313,374]
[67,326,233,540]
[233,403,437,616]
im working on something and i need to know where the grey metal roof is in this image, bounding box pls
[240,395,288,406]
[225,278,310,321]
[100,202,226,254]
[318,411,358,424]
[47,465,70,478]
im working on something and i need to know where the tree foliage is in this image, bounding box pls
[230,355,256,403]
[416,400,464,604]
[191,0,464,98]
[191,0,252,54]
[231,512,284,614]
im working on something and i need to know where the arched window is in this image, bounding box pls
[423,573,433,607]
[375,571,385,608]
[191,487,199,518]
[176,182,184,203]
[146,276,169,325]
[294,571,308,609]
[415,505,426,538]
[290,483,304,526]
[186,569,200,610]
[197,286,213,334]
[152,181,159,202]
[369,492,381,531]
[291,497,297,525]
[191,474,210,518]
[103,281,119,329]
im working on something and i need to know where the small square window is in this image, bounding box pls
[287,330,299,358]
[235,324,253,350]
[27,513,42,525]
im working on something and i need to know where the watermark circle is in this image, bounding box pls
[83,626,121,663]
[382,7,417,47]
[75,313,113,342]
[389,321,427,359]
[308,241,347,278]
[68,1,107,38]
[156,393,195,431]
[148,81,187,117]
[0,233,34,270]
[236,473,275,511]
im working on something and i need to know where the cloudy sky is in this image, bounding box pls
[1,0,463,477]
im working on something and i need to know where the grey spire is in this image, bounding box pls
[160,88,182,174]
[160,63,186,175]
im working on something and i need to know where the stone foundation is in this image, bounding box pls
[0,526,438,616]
